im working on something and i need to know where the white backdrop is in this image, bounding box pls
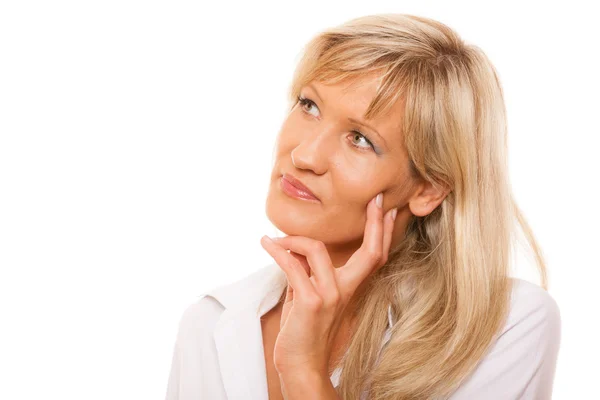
[1,1,598,399]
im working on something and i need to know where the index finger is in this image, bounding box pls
[343,193,385,287]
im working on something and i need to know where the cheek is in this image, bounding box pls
[278,113,306,139]
[274,128,303,158]
[332,163,382,203]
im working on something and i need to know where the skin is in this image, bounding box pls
[264,72,450,327]
[260,73,452,399]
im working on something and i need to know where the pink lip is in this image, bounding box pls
[280,173,320,202]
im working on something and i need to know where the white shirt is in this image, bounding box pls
[165,262,561,399]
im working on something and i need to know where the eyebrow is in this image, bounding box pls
[306,83,388,148]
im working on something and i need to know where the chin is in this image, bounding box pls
[264,188,325,238]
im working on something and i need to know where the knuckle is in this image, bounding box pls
[312,241,326,252]
[367,249,382,264]
[289,259,303,271]
[304,295,323,310]
[328,290,341,305]
[273,355,286,371]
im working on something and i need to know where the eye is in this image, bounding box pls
[296,95,320,117]
[295,94,376,152]
[349,130,375,151]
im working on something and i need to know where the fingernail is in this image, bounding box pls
[262,235,273,243]
[376,193,383,208]
[391,207,397,221]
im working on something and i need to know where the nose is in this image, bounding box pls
[290,128,336,175]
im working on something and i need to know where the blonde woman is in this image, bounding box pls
[166,13,561,400]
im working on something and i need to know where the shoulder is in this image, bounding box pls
[489,277,562,366]
[504,278,562,340]
[449,278,562,399]
[173,295,225,346]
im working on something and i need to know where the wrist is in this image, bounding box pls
[278,369,339,400]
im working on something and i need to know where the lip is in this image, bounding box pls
[280,173,320,202]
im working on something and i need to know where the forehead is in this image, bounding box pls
[310,74,382,107]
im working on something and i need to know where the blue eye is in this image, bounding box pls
[296,95,376,152]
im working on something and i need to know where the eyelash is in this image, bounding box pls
[296,95,375,152]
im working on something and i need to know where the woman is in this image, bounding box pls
[166,13,561,400]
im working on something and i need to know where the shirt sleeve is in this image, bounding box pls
[449,282,562,399]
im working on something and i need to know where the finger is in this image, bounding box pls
[381,207,397,266]
[260,235,321,304]
[279,251,305,304]
[289,250,311,277]
[288,251,320,295]
[283,272,294,304]
[345,193,385,287]
[271,235,338,301]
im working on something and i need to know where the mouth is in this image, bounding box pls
[280,173,321,203]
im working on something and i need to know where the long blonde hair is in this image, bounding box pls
[261,13,549,399]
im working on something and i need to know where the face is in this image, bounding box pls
[265,73,446,268]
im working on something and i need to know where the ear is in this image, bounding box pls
[407,180,451,217]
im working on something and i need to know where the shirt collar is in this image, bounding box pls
[207,261,394,329]
[206,262,284,315]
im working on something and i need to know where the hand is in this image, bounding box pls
[259,192,397,376]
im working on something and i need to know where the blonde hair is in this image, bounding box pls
[261,13,549,399]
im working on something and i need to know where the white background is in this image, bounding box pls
[1,1,598,399]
